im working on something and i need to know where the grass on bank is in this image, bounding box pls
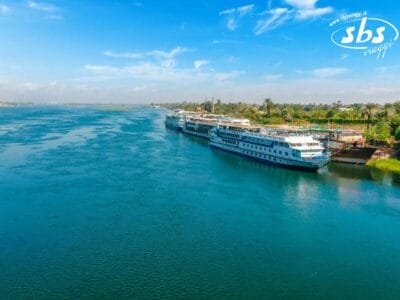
[367,158,400,174]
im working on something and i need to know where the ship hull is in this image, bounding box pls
[165,120,183,131]
[182,128,210,139]
[209,140,327,172]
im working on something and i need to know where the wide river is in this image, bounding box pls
[1,106,400,299]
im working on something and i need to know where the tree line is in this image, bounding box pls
[160,99,400,145]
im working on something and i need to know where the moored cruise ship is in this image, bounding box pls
[165,110,187,131]
[209,124,329,171]
[182,115,252,139]
[182,115,223,138]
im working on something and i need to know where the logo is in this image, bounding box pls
[330,12,398,59]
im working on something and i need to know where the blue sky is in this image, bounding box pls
[0,0,399,103]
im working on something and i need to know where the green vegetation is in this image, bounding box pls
[367,159,400,174]
[162,99,400,144]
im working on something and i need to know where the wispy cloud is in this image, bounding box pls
[219,4,254,31]
[252,0,334,35]
[210,39,242,45]
[284,0,333,20]
[103,46,188,60]
[84,56,242,84]
[27,1,59,12]
[237,4,255,16]
[194,60,209,70]
[254,8,291,35]
[84,65,121,74]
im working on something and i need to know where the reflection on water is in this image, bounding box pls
[328,162,400,187]
[183,128,400,189]
[184,130,400,218]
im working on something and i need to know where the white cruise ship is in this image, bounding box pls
[183,115,221,138]
[209,124,329,171]
[165,110,187,131]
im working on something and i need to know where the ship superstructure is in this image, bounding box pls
[209,124,329,171]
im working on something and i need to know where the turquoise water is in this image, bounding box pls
[1,106,400,299]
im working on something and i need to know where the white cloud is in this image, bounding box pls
[219,4,254,31]
[283,0,333,20]
[84,65,121,74]
[0,4,10,14]
[254,8,291,35]
[311,67,348,78]
[84,59,243,84]
[219,8,235,15]
[253,0,333,35]
[103,46,188,60]
[284,0,318,9]
[161,59,176,68]
[103,51,143,59]
[295,6,333,20]
[2,76,400,104]
[237,4,255,16]
[211,39,241,45]
[102,47,190,80]
[194,60,209,70]
[27,1,59,12]
[149,47,188,59]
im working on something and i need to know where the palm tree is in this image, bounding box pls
[262,98,274,117]
[281,106,294,123]
[362,103,377,129]
[350,103,363,120]
[383,103,393,120]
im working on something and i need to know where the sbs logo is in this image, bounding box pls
[330,14,399,59]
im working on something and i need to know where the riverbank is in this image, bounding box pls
[367,158,400,174]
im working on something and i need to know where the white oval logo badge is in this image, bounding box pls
[330,13,398,59]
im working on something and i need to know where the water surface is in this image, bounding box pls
[1,106,399,299]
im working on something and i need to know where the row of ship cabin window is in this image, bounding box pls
[243,143,291,156]
[243,150,283,162]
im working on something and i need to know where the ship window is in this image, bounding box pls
[285,152,288,156]
[279,151,282,155]
[274,150,276,154]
